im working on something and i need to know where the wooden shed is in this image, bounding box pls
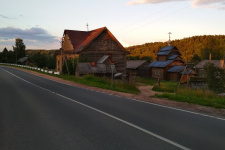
[126,60,150,77]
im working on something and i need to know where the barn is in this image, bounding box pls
[56,27,129,78]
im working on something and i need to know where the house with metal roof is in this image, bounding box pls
[56,27,129,78]
[149,45,195,82]
[126,60,150,78]
[17,56,34,65]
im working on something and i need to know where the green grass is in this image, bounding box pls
[3,65,140,94]
[59,74,140,94]
[155,88,225,108]
[136,77,178,93]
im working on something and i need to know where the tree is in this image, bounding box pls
[1,47,8,63]
[13,38,26,63]
[31,52,48,68]
[62,58,78,75]
[204,62,225,93]
[47,55,56,69]
[190,54,201,66]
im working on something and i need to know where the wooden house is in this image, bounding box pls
[56,27,129,77]
[127,60,150,77]
[17,56,34,65]
[149,46,195,82]
[194,60,225,76]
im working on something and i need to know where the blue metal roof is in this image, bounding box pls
[156,51,171,56]
[180,69,195,75]
[160,46,177,52]
[167,66,185,73]
[149,60,174,68]
[168,55,178,60]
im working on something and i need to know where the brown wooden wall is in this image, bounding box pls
[56,54,79,72]
[62,34,73,51]
[151,68,165,80]
[167,72,179,81]
[158,56,167,61]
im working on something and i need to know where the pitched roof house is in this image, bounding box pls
[56,27,129,77]
[194,60,225,76]
[149,46,195,82]
[127,60,150,77]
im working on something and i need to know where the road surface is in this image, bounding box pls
[0,66,225,150]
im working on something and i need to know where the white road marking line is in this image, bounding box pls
[3,68,190,150]
[6,66,225,122]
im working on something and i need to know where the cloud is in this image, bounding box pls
[127,0,225,10]
[0,15,16,19]
[192,0,225,9]
[0,27,58,42]
[127,0,187,5]
[0,27,60,50]
[0,15,10,19]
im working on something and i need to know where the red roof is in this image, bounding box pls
[63,27,128,54]
[64,27,105,53]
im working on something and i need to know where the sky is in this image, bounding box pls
[0,0,225,51]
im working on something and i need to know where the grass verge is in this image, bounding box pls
[59,74,140,94]
[154,88,225,109]
[136,77,178,93]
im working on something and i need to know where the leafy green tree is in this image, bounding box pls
[31,52,48,68]
[1,48,8,63]
[47,55,56,69]
[13,38,26,62]
[204,62,225,93]
[62,58,78,75]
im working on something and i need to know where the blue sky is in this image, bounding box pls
[0,0,225,51]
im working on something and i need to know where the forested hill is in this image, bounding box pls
[26,49,58,57]
[126,35,225,62]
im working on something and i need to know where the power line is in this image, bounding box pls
[117,5,190,36]
[115,2,179,33]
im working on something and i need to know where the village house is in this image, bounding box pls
[56,27,129,77]
[149,42,195,82]
[17,56,34,66]
[126,60,150,77]
[194,60,225,76]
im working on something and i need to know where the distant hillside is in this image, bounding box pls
[26,49,58,57]
[126,35,225,62]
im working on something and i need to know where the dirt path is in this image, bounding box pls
[7,66,225,119]
[138,85,162,97]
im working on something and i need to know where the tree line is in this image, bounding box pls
[126,35,225,64]
[0,39,56,69]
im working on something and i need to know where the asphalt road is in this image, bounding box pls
[0,66,225,150]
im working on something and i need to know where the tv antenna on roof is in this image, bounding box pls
[86,23,89,31]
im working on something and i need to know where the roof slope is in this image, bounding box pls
[64,27,105,53]
[149,60,174,68]
[64,27,127,54]
[127,60,148,69]
[167,66,185,72]
[194,60,225,69]
[156,46,181,56]
[77,62,116,74]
